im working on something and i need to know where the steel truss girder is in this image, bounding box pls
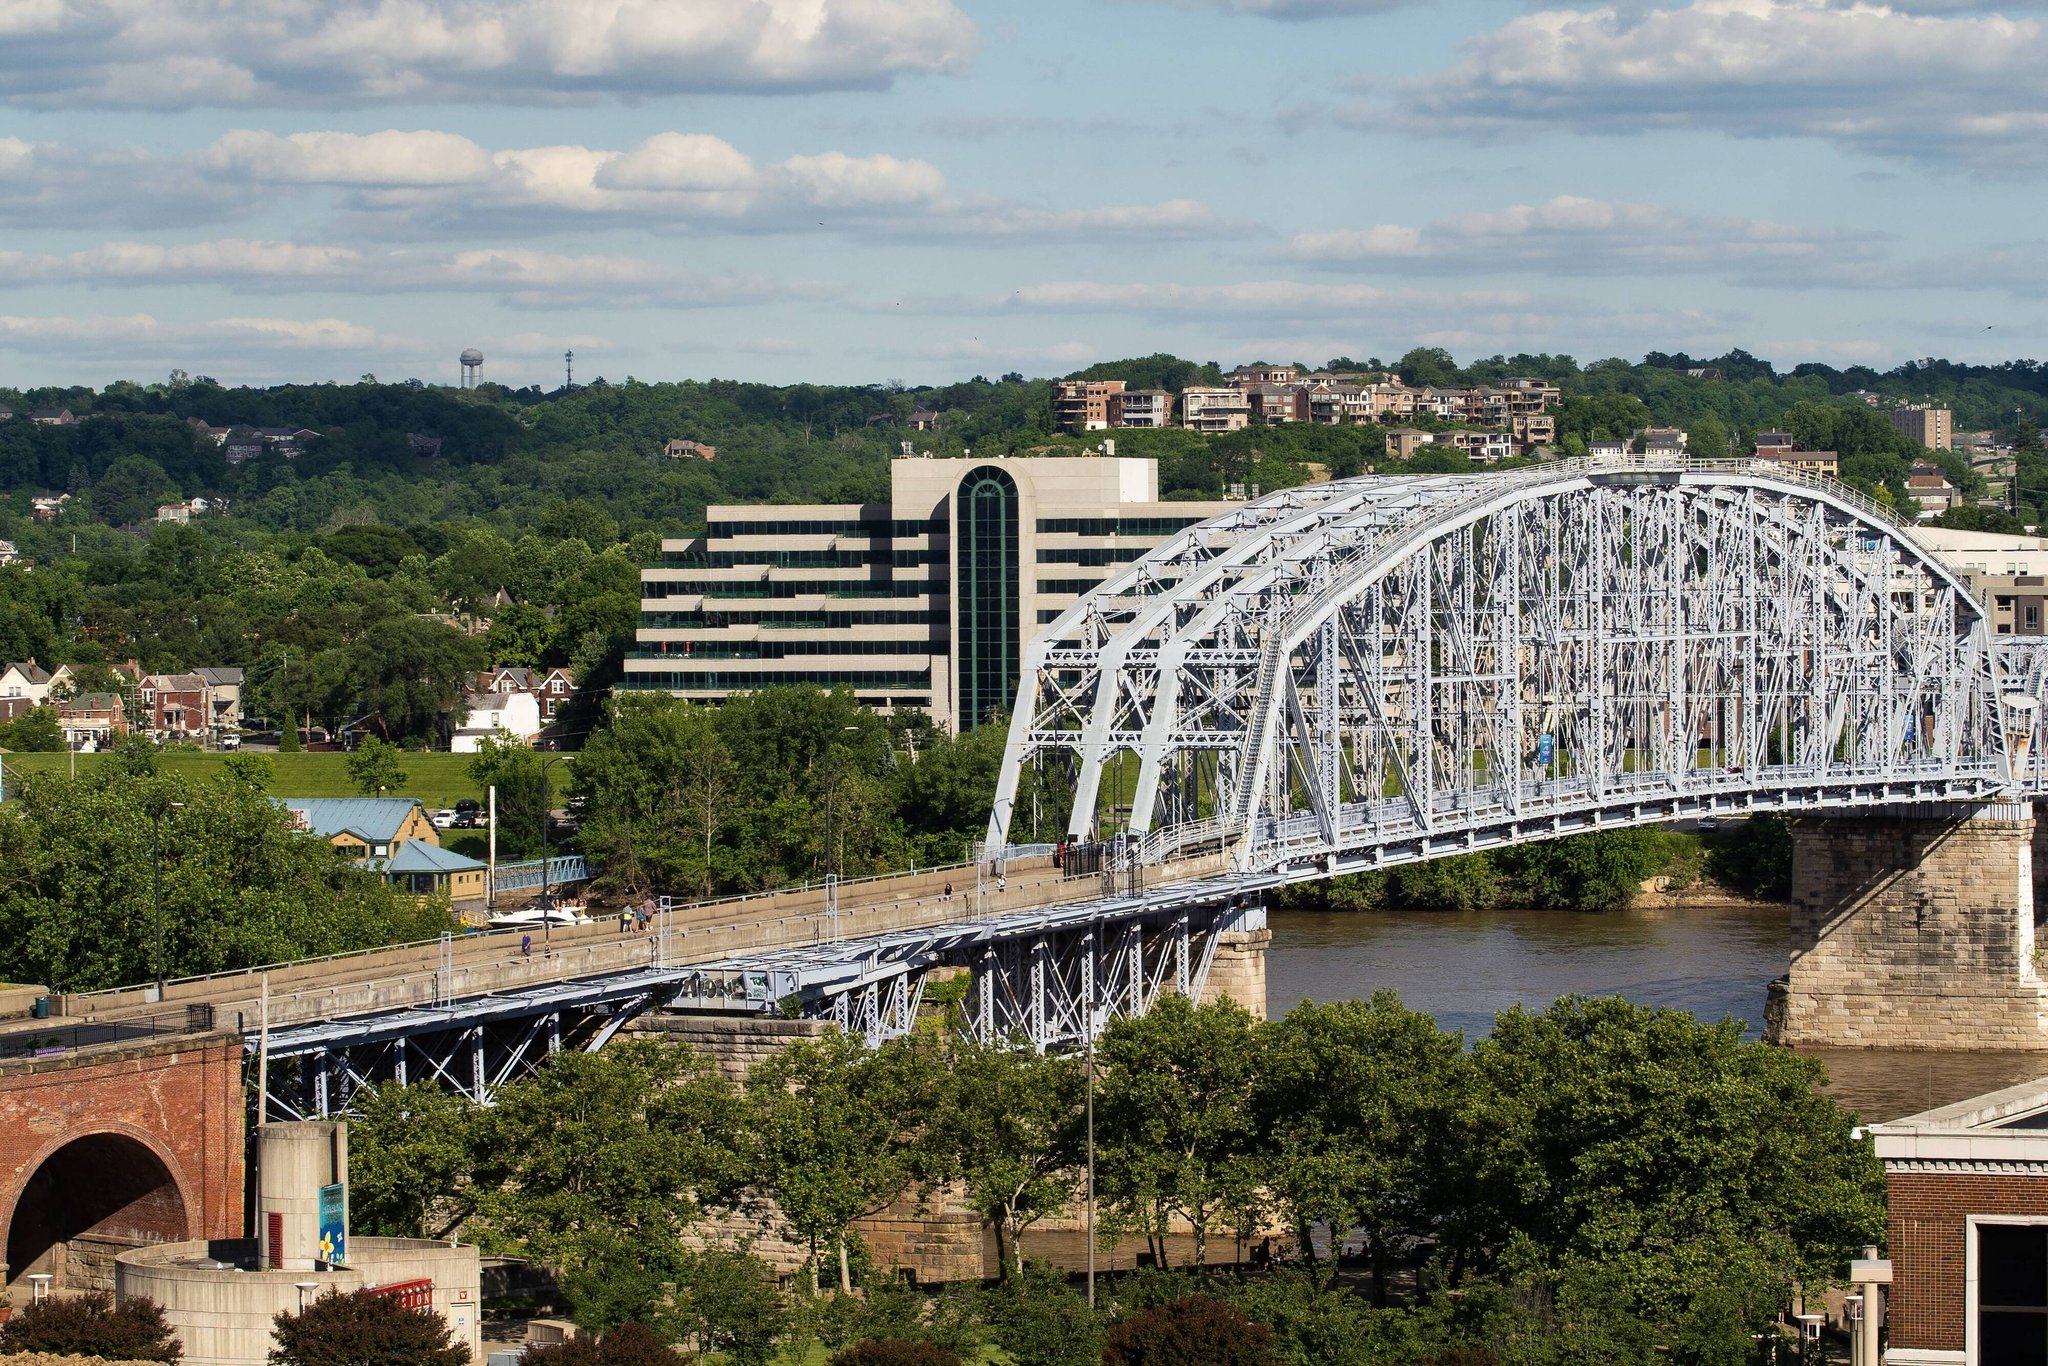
[987,458,2048,871]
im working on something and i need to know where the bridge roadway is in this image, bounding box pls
[52,857,1118,1035]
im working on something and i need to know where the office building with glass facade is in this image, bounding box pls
[626,456,1238,731]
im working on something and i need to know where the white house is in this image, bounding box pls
[451,689,542,752]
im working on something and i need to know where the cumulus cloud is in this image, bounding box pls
[1115,0,1415,15]
[0,239,812,310]
[191,128,1236,243]
[0,136,251,228]
[1287,195,1889,285]
[0,312,406,352]
[998,279,1537,321]
[1391,0,2048,169]
[0,0,978,109]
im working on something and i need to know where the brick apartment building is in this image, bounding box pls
[1890,405,1955,452]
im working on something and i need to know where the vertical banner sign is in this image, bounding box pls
[318,1183,347,1266]
[1536,733,1554,768]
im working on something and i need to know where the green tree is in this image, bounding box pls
[931,1040,1084,1277]
[344,616,488,745]
[1706,813,1794,901]
[0,705,64,753]
[827,1343,960,1366]
[1095,995,1263,1269]
[747,1030,947,1293]
[517,1322,676,1366]
[979,1265,1103,1366]
[345,1080,477,1239]
[0,1290,182,1362]
[1254,994,1468,1299]
[668,1249,788,1366]
[1500,828,1664,912]
[0,763,451,989]
[469,736,548,860]
[270,1288,470,1366]
[346,736,409,796]
[465,1039,748,1321]
[1451,996,1885,1342]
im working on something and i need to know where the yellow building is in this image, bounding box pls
[279,797,488,905]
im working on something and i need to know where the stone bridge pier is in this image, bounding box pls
[1770,802,2048,1049]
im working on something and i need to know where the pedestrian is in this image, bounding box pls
[997,873,1008,894]
[520,934,532,959]
[943,881,953,900]
[619,908,632,933]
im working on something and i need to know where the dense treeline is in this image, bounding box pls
[349,993,1882,1365]
[4,349,2042,743]
[0,741,453,990]
[571,689,1010,893]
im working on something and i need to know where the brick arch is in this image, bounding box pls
[0,1035,244,1288]
[3,1126,194,1288]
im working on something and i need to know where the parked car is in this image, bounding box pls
[454,798,482,828]
[431,809,458,830]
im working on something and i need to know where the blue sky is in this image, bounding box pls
[1,0,2043,389]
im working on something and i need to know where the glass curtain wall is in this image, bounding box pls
[955,466,1020,730]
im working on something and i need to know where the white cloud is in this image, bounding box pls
[0,238,812,310]
[1116,0,1414,15]
[1393,0,2048,169]
[0,136,249,228]
[1287,195,1889,284]
[204,129,495,185]
[0,0,979,109]
[999,279,1536,320]
[0,312,406,351]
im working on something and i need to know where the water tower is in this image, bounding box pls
[459,348,484,389]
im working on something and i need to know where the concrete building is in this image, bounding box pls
[1913,525,2048,636]
[117,1121,482,1366]
[1109,388,1173,428]
[628,456,1237,731]
[1052,380,1124,433]
[1890,404,1954,451]
[1180,387,1251,434]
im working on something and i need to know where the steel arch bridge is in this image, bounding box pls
[988,457,2048,880]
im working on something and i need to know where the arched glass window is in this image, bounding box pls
[955,466,1020,730]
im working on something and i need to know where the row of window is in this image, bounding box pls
[642,609,938,629]
[623,668,934,690]
[641,579,921,601]
[664,549,934,570]
[1036,547,1145,567]
[1036,517,1205,537]
[704,515,949,539]
[633,639,936,660]
[1036,577,1108,595]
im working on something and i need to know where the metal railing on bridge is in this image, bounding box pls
[492,855,591,893]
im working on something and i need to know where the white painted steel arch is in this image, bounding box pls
[987,457,2048,875]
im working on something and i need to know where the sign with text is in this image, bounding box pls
[318,1183,346,1266]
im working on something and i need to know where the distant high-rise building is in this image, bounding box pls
[1888,405,1953,451]
[627,456,1237,731]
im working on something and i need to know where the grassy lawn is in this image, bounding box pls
[0,749,488,808]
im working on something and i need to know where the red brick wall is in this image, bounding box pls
[0,1034,245,1282]
[1888,1169,2048,1350]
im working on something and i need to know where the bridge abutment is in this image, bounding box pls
[1770,802,2048,1049]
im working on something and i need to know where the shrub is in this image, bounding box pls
[270,1288,469,1366]
[0,1291,182,1363]
[1102,1296,1277,1366]
[520,1322,673,1366]
[825,1340,962,1366]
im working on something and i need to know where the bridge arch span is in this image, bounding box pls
[989,459,2033,878]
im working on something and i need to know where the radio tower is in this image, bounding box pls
[564,349,574,391]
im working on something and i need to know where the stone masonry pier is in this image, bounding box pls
[1770,801,2048,1049]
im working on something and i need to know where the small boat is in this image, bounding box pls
[489,902,590,929]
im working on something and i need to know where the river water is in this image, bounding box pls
[1266,902,2048,1123]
